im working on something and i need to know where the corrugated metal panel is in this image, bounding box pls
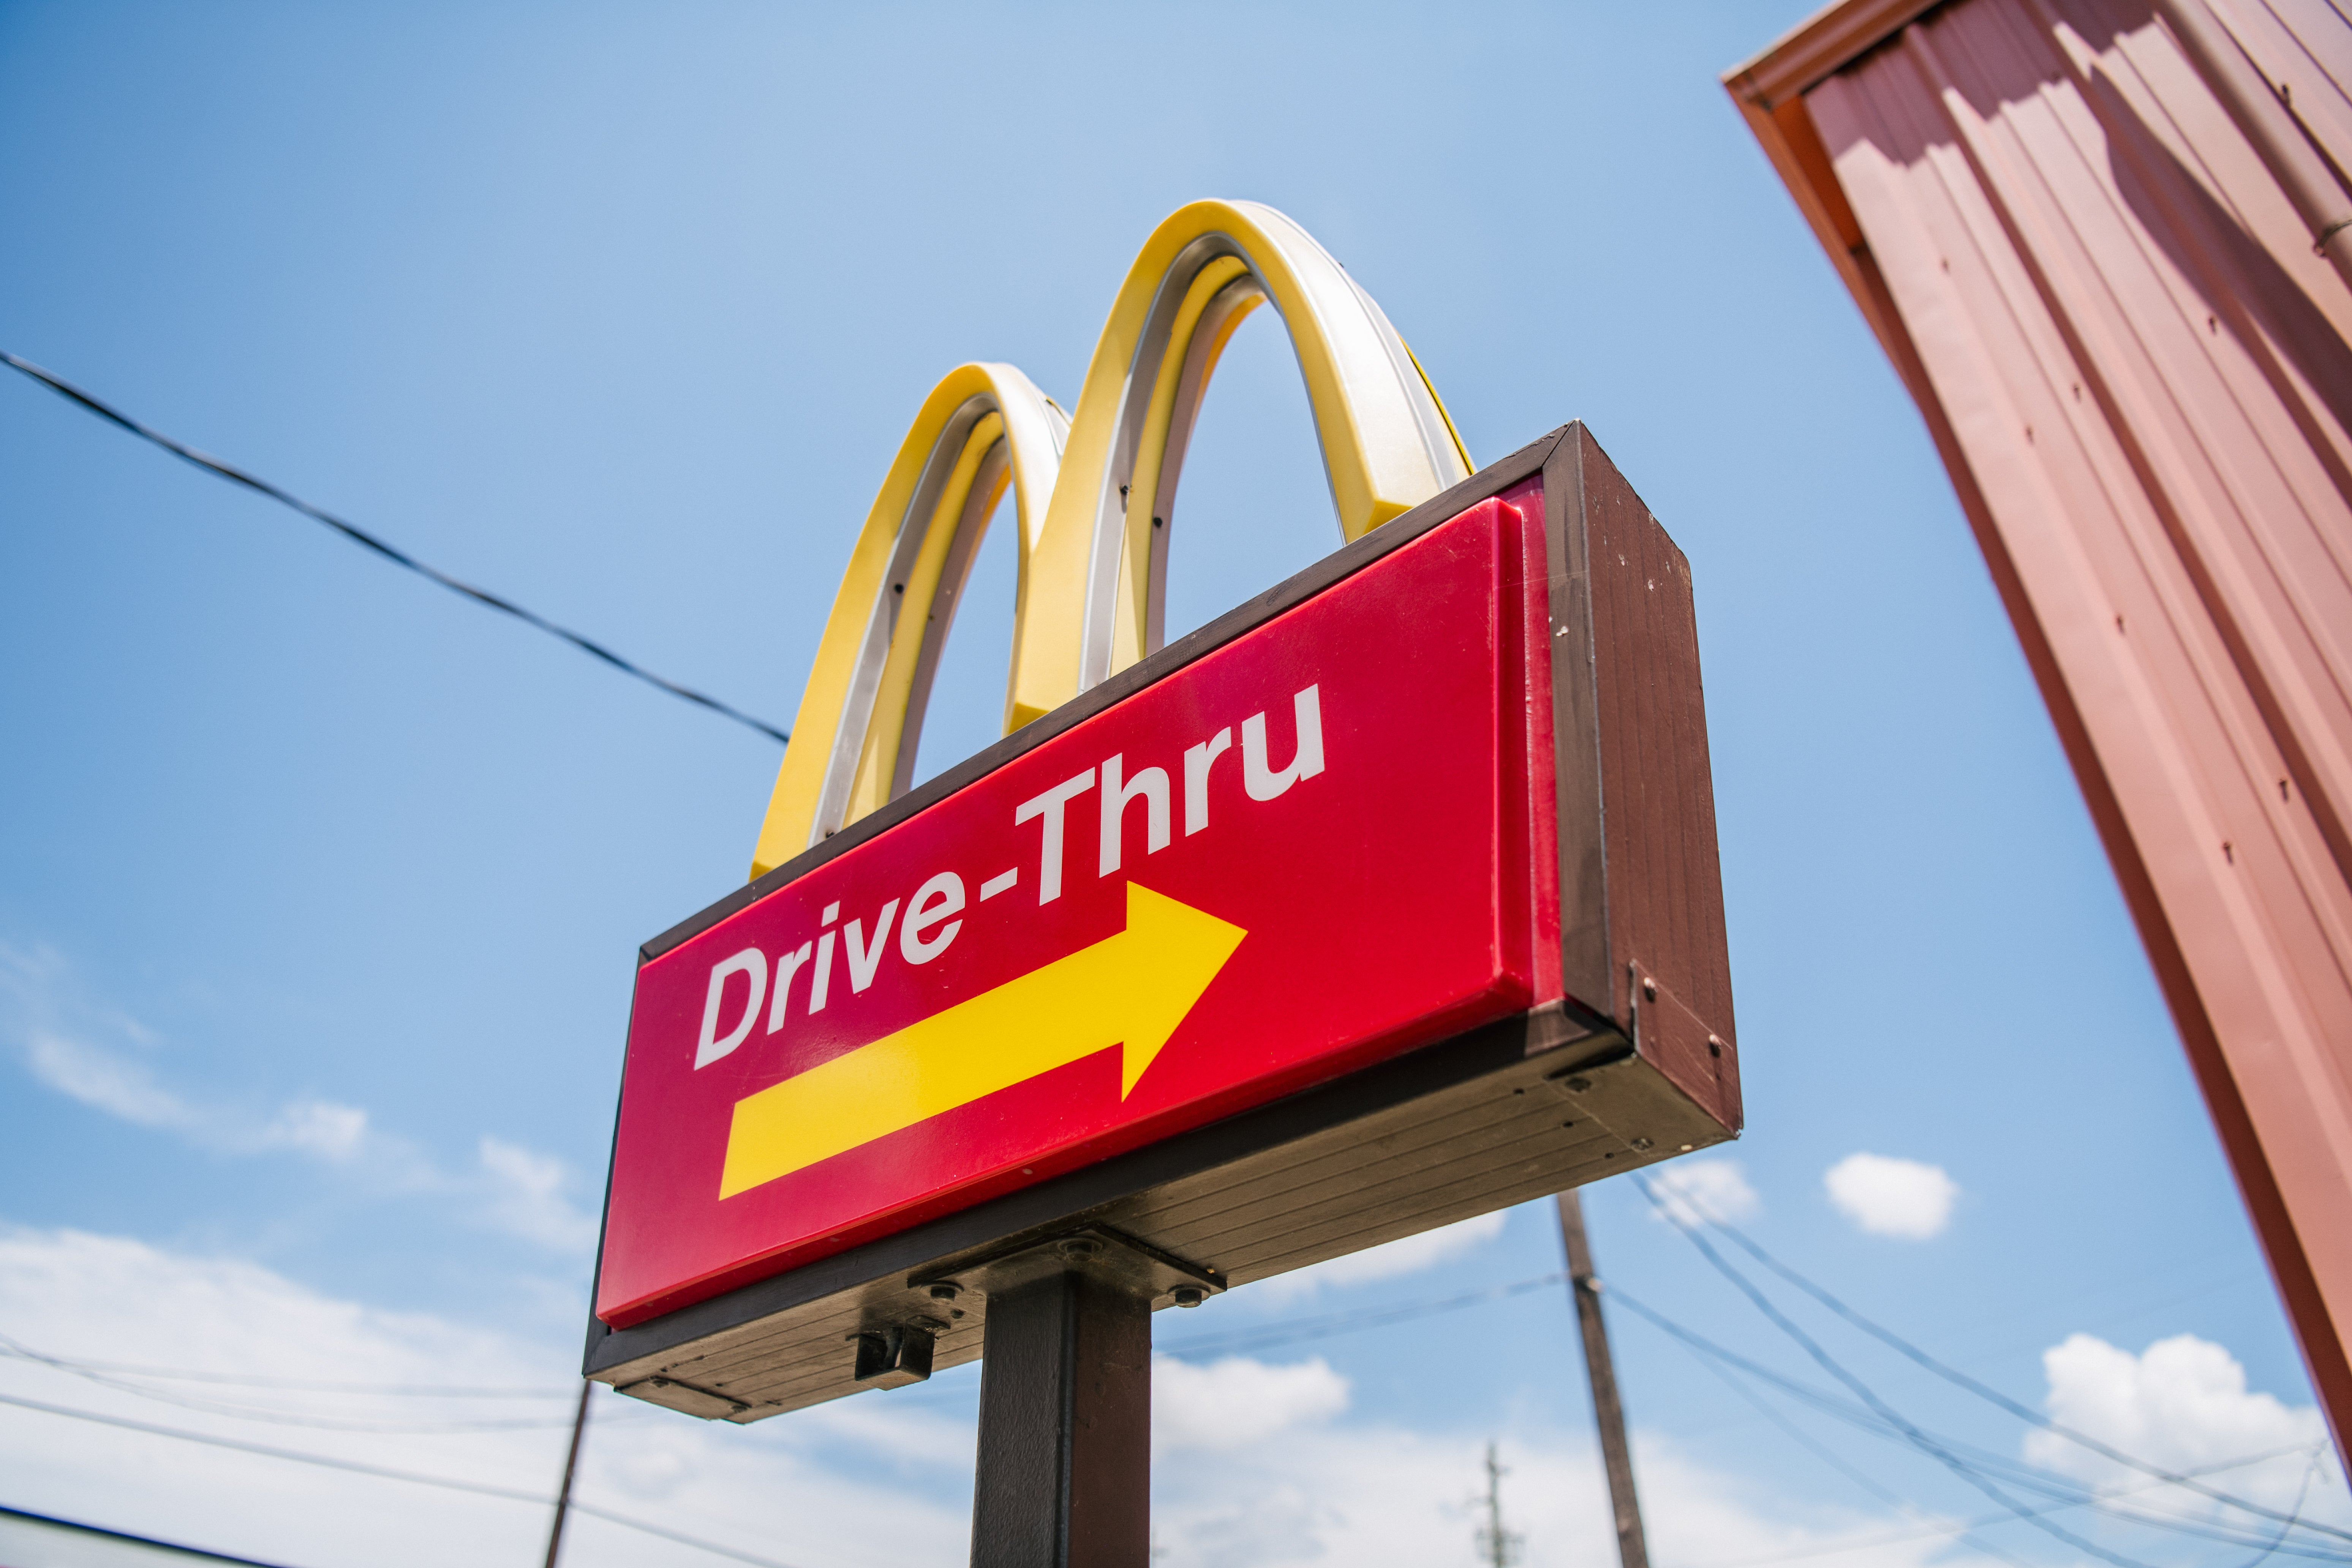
[2225,0,2352,175]
[1730,0,2352,1446]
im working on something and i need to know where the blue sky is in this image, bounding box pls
[0,3,2342,1567]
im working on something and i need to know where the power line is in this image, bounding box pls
[0,1333,579,1434]
[1681,1446,2330,1568]
[2235,1453,2332,1568]
[1604,1284,2351,1561]
[1667,1315,2036,1568]
[1668,1310,1910,1509]
[1669,1196,2352,1544]
[0,1338,566,1397]
[1149,1212,2344,1559]
[1611,1274,2343,1558]
[1159,1272,1567,1359]
[2,350,791,747]
[1151,1208,2347,1563]
[565,1500,806,1568]
[1621,1194,2223,1568]
[0,1389,805,1568]
[1602,1280,2352,1563]
[1165,1233,2339,1559]
[0,1389,546,1505]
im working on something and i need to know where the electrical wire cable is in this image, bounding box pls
[1671,1196,2352,1544]
[0,1334,580,1434]
[1671,1314,1909,1509]
[1149,1214,2343,1558]
[1601,1279,2352,1562]
[1687,1446,2330,1568]
[0,1388,547,1504]
[0,1345,567,1396]
[1157,1215,2340,1562]
[2,350,791,747]
[1623,1193,2241,1568]
[1153,1221,2343,1559]
[0,1337,566,1396]
[1608,1271,2344,1562]
[0,1347,566,1396]
[1650,1299,2063,1568]
[1635,1175,2352,1558]
[1609,1288,2352,1568]
[7,1193,2328,1566]
[0,1389,805,1568]
[562,1500,806,1568]
[2235,1453,2332,1568]
[1158,1272,1568,1359]
[948,1250,2301,1551]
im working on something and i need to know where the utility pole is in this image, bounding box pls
[1476,1441,1523,1568]
[542,1379,592,1568]
[1555,1190,1649,1568]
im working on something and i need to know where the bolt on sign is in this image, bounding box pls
[586,202,1740,1426]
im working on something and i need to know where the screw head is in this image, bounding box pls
[928,1283,961,1302]
[1057,1237,1103,1261]
[1171,1286,1208,1308]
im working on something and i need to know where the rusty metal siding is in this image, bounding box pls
[1731,0,2352,1445]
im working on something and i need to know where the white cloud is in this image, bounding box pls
[1257,1211,1507,1303]
[0,1218,2075,1568]
[1823,1152,1958,1238]
[2025,1332,2349,1522]
[1647,1159,1761,1226]
[1154,1355,1350,1453]
[259,1098,373,1160]
[477,1136,598,1253]
[1151,1422,2010,1568]
[24,1023,377,1169]
[2,938,588,1250]
[24,1026,196,1128]
[3,940,317,1155]
[0,1222,972,1568]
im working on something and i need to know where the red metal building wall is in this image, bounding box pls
[1728,0,2352,1445]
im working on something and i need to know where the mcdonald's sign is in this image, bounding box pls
[586,203,1741,1425]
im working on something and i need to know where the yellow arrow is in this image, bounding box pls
[719,883,1247,1199]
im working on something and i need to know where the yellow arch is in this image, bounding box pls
[750,363,1066,878]
[1009,199,1473,725]
[750,203,1472,879]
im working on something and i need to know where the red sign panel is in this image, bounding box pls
[597,493,1560,1326]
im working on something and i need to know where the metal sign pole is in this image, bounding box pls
[1555,1190,1649,1568]
[969,1240,1154,1568]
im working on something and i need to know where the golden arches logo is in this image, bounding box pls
[751,200,1472,879]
